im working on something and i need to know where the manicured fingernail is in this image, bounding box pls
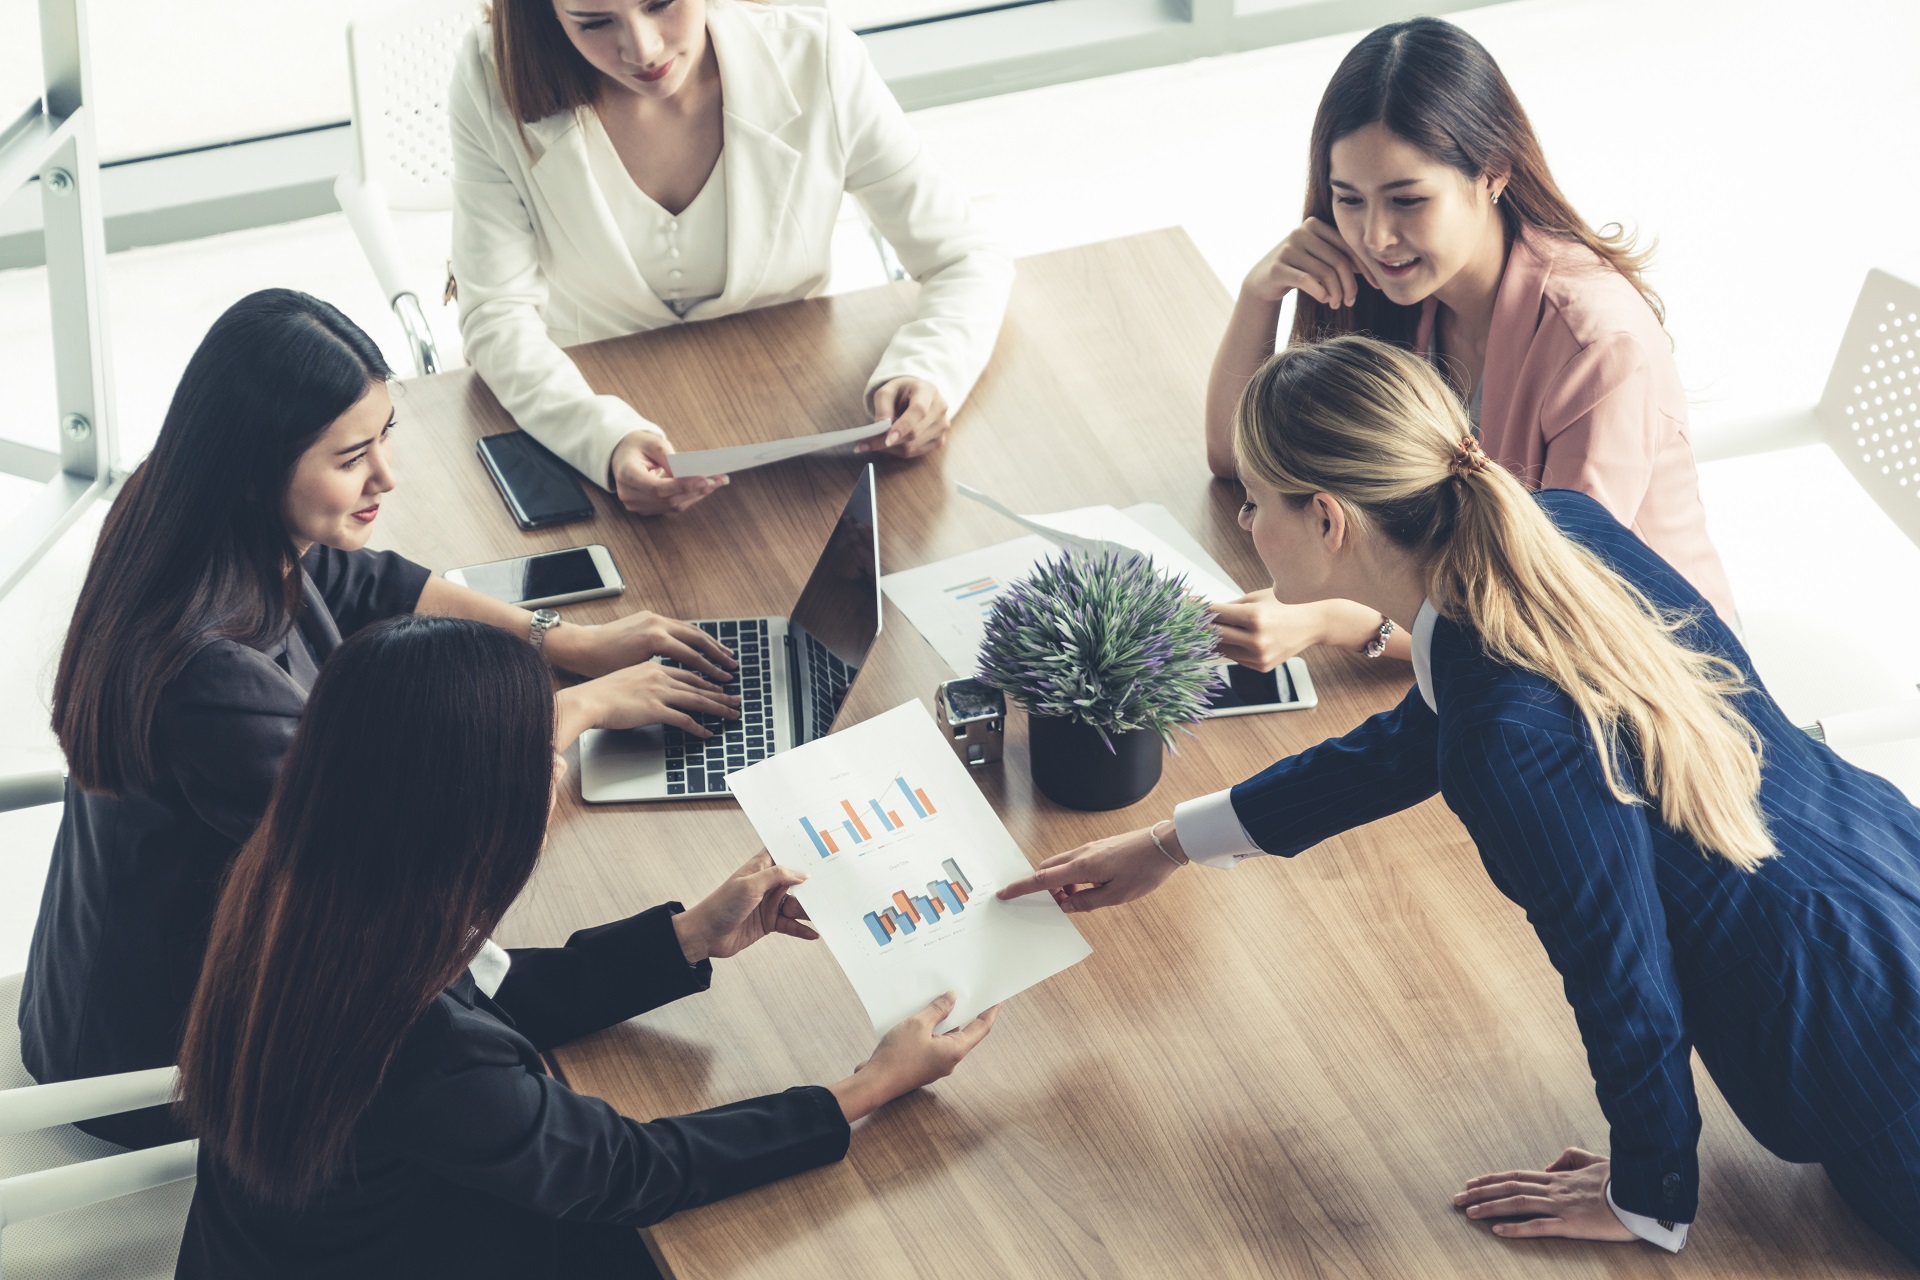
[886,432,900,446]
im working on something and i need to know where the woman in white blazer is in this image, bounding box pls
[450,0,1015,515]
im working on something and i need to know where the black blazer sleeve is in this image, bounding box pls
[492,905,712,1051]
[1444,719,1701,1222]
[154,641,308,843]
[300,544,431,637]
[1230,684,1443,856]
[375,1022,850,1228]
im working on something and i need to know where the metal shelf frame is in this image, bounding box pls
[0,0,117,599]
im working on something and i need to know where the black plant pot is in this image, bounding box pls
[1027,715,1163,811]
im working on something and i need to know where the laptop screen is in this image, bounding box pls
[787,465,881,744]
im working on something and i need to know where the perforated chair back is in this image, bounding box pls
[1821,270,1920,545]
[345,0,482,212]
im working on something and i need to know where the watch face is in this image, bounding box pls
[942,678,1004,722]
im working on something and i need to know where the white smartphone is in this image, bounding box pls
[444,544,624,609]
[1202,657,1318,718]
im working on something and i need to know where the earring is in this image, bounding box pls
[1492,191,1502,205]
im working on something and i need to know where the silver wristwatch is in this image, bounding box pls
[528,608,562,651]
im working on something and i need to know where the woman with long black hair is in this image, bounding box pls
[173,615,993,1278]
[1202,16,1735,670]
[21,288,740,1148]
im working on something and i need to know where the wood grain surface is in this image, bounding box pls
[374,230,1905,1278]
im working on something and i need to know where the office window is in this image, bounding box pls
[0,0,39,127]
[841,0,1051,33]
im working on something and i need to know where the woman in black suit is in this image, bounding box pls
[172,615,994,1278]
[22,289,743,1148]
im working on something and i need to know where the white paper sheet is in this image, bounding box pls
[667,421,890,478]
[881,498,1252,676]
[955,483,1244,603]
[725,702,1092,1035]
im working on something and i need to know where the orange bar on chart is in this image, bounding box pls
[840,800,873,841]
[915,789,937,815]
[950,882,968,904]
[927,897,944,915]
[892,890,920,922]
[881,913,896,934]
[886,810,903,826]
[821,829,839,854]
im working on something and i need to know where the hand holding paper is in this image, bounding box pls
[667,421,891,479]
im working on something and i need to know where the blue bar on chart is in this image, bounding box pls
[930,880,965,914]
[862,912,890,945]
[799,817,831,859]
[896,776,927,819]
[869,799,896,832]
[842,821,860,845]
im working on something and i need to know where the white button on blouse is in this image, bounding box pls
[583,111,728,318]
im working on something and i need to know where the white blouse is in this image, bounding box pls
[582,112,728,318]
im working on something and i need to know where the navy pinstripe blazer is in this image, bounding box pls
[1229,489,1920,1224]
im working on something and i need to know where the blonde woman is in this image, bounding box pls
[1002,336,1920,1262]
[450,0,1013,515]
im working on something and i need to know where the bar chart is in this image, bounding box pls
[798,774,938,857]
[862,859,974,946]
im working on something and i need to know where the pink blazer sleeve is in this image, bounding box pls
[1535,331,1665,528]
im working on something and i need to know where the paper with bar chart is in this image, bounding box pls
[726,701,1091,1034]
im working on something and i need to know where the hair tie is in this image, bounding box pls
[1448,435,1489,478]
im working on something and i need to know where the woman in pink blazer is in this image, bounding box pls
[1204,17,1735,665]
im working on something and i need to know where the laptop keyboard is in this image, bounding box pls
[660,619,773,795]
[805,634,857,738]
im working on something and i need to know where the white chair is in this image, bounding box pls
[0,773,196,1280]
[1692,269,1920,786]
[335,0,483,378]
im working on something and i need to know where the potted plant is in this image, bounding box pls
[977,551,1224,811]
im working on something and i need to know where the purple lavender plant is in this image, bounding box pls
[976,551,1225,749]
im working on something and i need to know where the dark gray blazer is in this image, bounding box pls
[174,906,851,1280]
[18,545,429,1147]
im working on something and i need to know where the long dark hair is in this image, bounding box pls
[51,288,390,795]
[175,615,557,1206]
[489,0,600,128]
[1289,17,1662,349]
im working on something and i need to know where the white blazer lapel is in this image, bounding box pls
[699,1,802,315]
[527,111,680,329]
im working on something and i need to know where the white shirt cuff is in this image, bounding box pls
[469,937,513,998]
[1607,1179,1688,1252]
[1172,790,1264,869]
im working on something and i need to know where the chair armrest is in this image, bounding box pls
[1692,407,1822,464]
[0,1139,196,1229]
[393,293,441,377]
[0,770,64,813]
[0,1067,178,1138]
[1803,700,1920,750]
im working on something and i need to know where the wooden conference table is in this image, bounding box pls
[377,231,1901,1279]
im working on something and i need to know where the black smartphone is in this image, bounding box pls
[476,431,594,530]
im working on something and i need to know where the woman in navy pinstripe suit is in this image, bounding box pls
[1002,336,1920,1263]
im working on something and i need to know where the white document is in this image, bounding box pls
[956,483,1244,603]
[668,421,890,478]
[725,702,1092,1035]
[881,499,1251,676]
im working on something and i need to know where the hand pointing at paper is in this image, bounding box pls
[997,824,1189,914]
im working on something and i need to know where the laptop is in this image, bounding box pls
[579,465,882,803]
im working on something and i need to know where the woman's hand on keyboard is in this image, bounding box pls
[556,663,740,748]
[548,609,738,682]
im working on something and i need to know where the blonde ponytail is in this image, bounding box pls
[1234,336,1772,871]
